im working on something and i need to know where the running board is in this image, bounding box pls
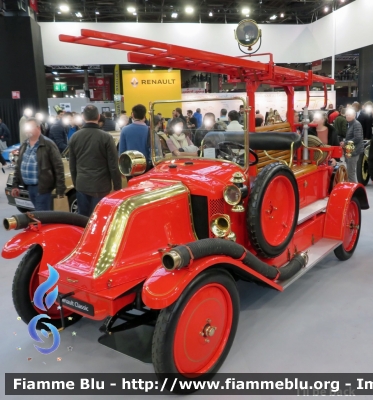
[297,197,328,225]
[279,238,342,289]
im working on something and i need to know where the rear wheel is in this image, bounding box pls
[12,245,82,329]
[334,196,361,261]
[152,269,239,394]
[356,153,370,186]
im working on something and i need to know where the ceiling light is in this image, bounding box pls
[324,6,329,12]
[270,15,277,20]
[171,12,178,18]
[95,11,99,14]
[209,11,213,17]
[132,12,137,15]
[168,68,173,72]
[127,6,136,13]
[245,14,249,17]
[185,6,194,14]
[242,7,250,14]
[280,13,284,17]
[57,11,61,14]
[152,64,156,67]
[55,77,60,81]
[52,71,59,75]
[75,12,82,17]
[59,4,69,12]
[52,95,56,98]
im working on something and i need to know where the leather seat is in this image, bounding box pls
[203,131,302,151]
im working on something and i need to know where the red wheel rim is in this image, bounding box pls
[261,175,296,247]
[29,265,72,318]
[173,283,233,375]
[343,201,359,252]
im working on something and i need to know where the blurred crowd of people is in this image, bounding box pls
[3,98,373,214]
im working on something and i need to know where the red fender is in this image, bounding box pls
[2,225,84,272]
[142,255,283,309]
[324,182,369,240]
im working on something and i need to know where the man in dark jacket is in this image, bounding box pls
[11,117,66,211]
[342,109,364,183]
[49,111,70,153]
[357,102,373,140]
[333,108,348,140]
[69,105,122,217]
[0,117,11,147]
[102,112,117,132]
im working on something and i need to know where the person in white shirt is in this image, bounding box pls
[226,110,244,131]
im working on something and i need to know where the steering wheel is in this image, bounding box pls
[217,141,258,166]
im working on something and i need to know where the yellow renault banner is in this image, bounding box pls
[122,70,181,119]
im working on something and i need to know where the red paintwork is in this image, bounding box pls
[2,224,84,263]
[324,183,367,241]
[261,175,296,246]
[173,283,232,374]
[343,200,359,252]
[143,255,283,310]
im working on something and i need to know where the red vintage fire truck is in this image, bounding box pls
[2,24,369,393]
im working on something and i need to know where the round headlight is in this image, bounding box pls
[223,184,242,206]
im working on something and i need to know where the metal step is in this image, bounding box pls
[297,197,329,225]
[279,238,342,289]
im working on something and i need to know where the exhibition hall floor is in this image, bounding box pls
[1,167,373,400]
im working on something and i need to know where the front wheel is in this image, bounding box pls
[12,245,82,329]
[152,269,239,394]
[334,196,361,261]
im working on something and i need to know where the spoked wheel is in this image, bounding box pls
[329,164,348,193]
[12,245,82,329]
[357,153,370,186]
[334,196,361,261]
[152,269,239,394]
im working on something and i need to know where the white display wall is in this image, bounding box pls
[39,0,371,66]
[181,91,336,121]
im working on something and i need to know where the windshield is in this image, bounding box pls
[151,97,247,168]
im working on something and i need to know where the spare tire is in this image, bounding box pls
[247,162,299,258]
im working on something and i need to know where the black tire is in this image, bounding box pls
[334,196,361,261]
[356,153,370,186]
[152,269,239,394]
[12,245,82,329]
[16,206,32,213]
[67,191,78,213]
[247,162,299,258]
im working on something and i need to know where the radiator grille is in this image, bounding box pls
[209,198,225,217]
